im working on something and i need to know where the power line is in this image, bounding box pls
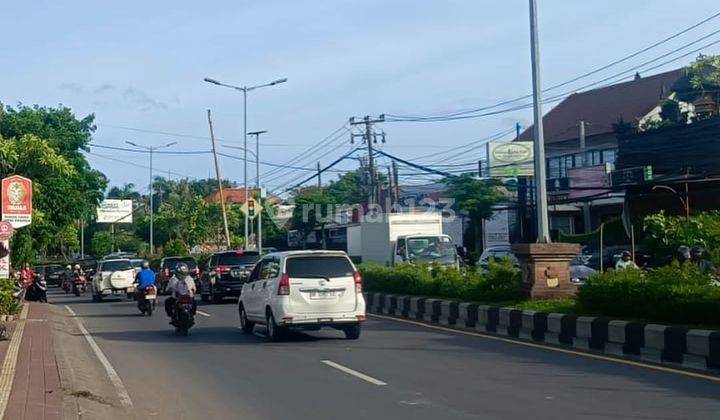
[385,11,720,121]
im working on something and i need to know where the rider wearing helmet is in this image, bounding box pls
[164,263,197,317]
[136,261,155,289]
[615,250,638,270]
[690,246,715,274]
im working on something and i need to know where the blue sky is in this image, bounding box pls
[2,1,719,194]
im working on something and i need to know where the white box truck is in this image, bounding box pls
[347,212,458,267]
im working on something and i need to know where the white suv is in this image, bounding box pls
[238,251,366,341]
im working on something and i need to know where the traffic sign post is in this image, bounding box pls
[241,198,262,222]
[2,175,33,229]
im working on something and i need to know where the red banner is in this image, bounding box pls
[2,175,33,228]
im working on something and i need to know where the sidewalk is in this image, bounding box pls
[2,303,62,420]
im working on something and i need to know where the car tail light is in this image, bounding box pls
[164,268,169,277]
[278,273,290,295]
[353,271,363,293]
[194,267,200,276]
[217,265,231,273]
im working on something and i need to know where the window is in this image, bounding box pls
[602,149,616,164]
[548,158,560,179]
[260,258,280,279]
[217,253,261,266]
[285,256,354,277]
[101,260,133,271]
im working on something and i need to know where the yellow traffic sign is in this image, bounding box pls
[241,198,263,221]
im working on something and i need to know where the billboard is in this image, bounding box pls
[2,175,33,228]
[97,199,133,224]
[487,141,534,177]
[482,209,510,249]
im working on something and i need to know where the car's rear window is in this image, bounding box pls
[217,254,259,266]
[286,256,354,278]
[165,258,197,269]
[101,261,133,271]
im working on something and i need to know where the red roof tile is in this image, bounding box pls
[518,69,684,144]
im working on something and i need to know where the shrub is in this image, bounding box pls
[577,265,720,325]
[359,257,521,302]
[0,279,20,315]
[643,211,720,265]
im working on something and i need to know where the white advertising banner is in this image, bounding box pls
[487,141,534,177]
[482,209,510,249]
[97,199,133,224]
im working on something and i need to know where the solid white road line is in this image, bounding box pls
[0,303,29,418]
[321,360,387,386]
[64,305,133,408]
[196,310,211,317]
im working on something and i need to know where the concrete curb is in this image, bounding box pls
[364,292,720,375]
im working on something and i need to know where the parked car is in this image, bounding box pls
[200,250,260,303]
[238,250,366,341]
[91,259,136,301]
[477,246,520,271]
[157,256,200,293]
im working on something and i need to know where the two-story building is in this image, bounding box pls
[517,69,684,237]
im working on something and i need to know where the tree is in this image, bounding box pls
[91,231,113,257]
[444,174,503,251]
[108,183,141,200]
[326,171,365,204]
[290,187,334,248]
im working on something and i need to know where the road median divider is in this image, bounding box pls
[363,292,720,375]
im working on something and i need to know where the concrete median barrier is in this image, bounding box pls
[519,311,547,342]
[498,308,521,338]
[546,313,576,345]
[364,291,718,374]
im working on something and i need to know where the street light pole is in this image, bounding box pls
[126,140,177,255]
[529,0,550,243]
[203,76,287,250]
[248,130,267,253]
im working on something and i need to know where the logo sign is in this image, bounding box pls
[487,142,534,177]
[97,199,133,223]
[0,221,13,240]
[2,175,33,228]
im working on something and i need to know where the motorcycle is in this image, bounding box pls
[61,276,73,294]
[137,285,157,316]
[72,273,87,297]
[171,294,195,336]
[25,275,47,302]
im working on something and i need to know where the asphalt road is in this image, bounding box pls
[50,288,720,420]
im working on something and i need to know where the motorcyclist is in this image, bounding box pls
[164,263,196,318]
[690,246,715,274]
[615,250,638,270]
[676,245,691,265]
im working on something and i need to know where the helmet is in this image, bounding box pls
[141,261,150,269]
[66,265,71,270]
[74,264,80,270]
[677,245,690,261]
[690,245,704,257]
[621,250,632,258]
[175,263,189,276]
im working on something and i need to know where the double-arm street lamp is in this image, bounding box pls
[125,140,177,255]
[203,76,287,250]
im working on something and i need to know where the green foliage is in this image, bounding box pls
[0,280,20,315]
[643,211,720,262]
[91,231,113,257]
[443,174,502,222]
[559,218,627,245]
[685,54,720,92]
[512,298,578,314]
[577,264,720,325]
[325,171,365,204]
[163,239,189,257]
[359,257,521,302]
[290,187,334,243]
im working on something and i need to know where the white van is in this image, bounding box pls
[238,251,366,341]
[91,259,136,301]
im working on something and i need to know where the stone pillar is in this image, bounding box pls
[511,243,581,300]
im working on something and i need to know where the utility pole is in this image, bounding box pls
[248,130,267,253]
[579,120,586,165]
[317,162,322,188]
[529,0,550,243]
[80,218,84,257]
[349,115,385,206]
[387,166,393,209]
[516,122,521,140]
[207,110,231,248]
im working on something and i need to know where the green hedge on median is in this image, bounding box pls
[0,279,20,316]
[577,264,720,325]
[359,258,522,302]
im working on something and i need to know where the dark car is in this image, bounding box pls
[157,256,200,293]
[34,264,67,286]
[200,250,260,303]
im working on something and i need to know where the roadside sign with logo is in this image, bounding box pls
[0,240,9,279]
[1,175,33,228]
[0,221,13,239]
[96,199,133,223]
[241,198,263,221]
[487,142,534,177]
